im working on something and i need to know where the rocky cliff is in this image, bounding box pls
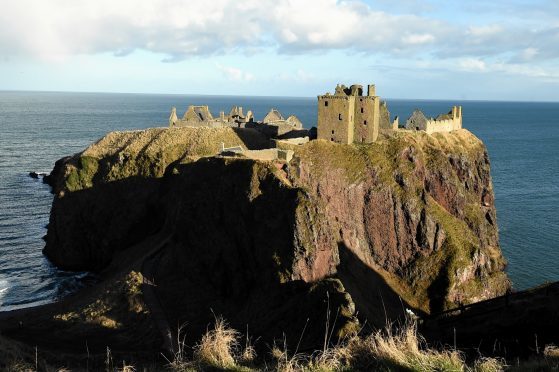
[41,126,510,351]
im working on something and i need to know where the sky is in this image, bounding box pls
[0,0,558,101]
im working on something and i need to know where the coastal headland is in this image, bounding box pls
[1,86,558,370]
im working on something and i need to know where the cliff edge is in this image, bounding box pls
[34,126,509,353]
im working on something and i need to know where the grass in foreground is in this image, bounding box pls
[3,318,559,371]
[164,317,549,372]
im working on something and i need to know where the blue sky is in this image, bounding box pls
[1,0,558,101]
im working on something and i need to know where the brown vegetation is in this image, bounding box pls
[5,317,559,371]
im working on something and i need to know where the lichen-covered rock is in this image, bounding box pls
[42,126,509,350]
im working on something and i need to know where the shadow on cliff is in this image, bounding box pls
[148,159,355,352]
[33,157,357,355]
[421,281,559,359]
[43,175,166,271]
[335,243,423,331]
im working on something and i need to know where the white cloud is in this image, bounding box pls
[0,0,454,60]
[467,25,503,37]
[458,58,487,72]
[520,47,539,61]
[276,69,314,83]
[418,58,559,82]
[0,0,558,71]
[402,33,435,45]
[215,63,254,82]
[0,0,267,60]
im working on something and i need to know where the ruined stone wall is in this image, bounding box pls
[379,102,392,130]
[424,118,460,134]
[172,120,224,129]
[353,96,380,143]
[268,121,304,137]
[317,96,354,144]
[226,148,294,163]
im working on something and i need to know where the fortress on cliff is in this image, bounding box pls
[167,82,462,148]
[316,83,461,144]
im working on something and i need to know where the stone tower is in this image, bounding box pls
[317,83,380,144]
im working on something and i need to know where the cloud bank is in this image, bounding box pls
[1,0,558,66]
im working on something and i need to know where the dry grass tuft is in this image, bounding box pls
[337,320,465,371]
[270,344,304,372]
[474,357,505,372]
[163,316,509,371]
[193,317,240,369]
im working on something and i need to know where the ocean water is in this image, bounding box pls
[0,92,557,310]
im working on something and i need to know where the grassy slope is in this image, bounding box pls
[63,127,270,191]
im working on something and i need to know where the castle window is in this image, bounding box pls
[338,113,342,120]
[364,120,367,125]
[325,101,329,107]
[361,108,364,113]
[331,130,334,135]
[331,137,334,141]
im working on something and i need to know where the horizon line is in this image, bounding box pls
[1,88,558,104]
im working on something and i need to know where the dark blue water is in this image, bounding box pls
[0,92,557,310]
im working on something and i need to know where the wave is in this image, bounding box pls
[0,279,8,304]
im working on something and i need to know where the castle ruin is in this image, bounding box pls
[169,105,254,128]
[317,83,462,144]
[317,84,380,144]
[168,83,463,150]
[405,106,462,134]
[170,105,303,136]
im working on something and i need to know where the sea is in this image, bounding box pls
[0,91,558,311]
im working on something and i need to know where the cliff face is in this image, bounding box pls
[42,126,509,349]
[288,130,509,312]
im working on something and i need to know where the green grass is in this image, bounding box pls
[65,155,99,191]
